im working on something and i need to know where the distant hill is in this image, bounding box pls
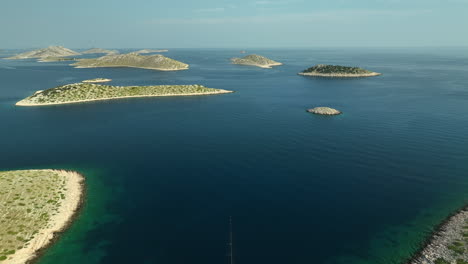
[71,53,189,71]
[6,46,81,59]
[231,54,282,68]
[82,48,118,55]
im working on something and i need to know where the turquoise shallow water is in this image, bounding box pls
[0,48,467,264]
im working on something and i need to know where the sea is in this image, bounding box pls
[0,48,467,264]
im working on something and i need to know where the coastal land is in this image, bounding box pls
[0,169,84,264]
[82,78,112,83]
[299,64,381,77]
[38,57,77,62]
[71,53,188,71]
[5,46,80,60]
[307,107,342,115]
[409,207,468,264]
[16,83,233,106]
[231,54,282,68]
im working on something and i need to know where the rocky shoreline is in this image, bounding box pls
[408,206,468,264]
[298,72,381,77]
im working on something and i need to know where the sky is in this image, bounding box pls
[1,0,468,49]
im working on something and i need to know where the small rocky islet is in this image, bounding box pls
[231,54,282,68]
[307,107,342,115]
[299,64,381,77]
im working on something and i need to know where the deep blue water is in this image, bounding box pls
[0,48,468,264]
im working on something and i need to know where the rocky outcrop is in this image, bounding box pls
[307,107,342,115]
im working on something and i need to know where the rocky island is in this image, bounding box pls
[0,169,84,264]
[299,64,381,77]
[5,46,81,60]
[71,53,189,71]
[231,54,282,68]
[307,107,342,115]
[82,48,118,55]
[82,78,112,83]
[409,207,468,264]
[16,83,233,106]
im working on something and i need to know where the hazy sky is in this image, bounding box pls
[1,0,468,48]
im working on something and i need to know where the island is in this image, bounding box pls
[82,78,112,83]
[231,54,282,69]
[307,107,342,115]
[37,57,78,62]
[5,46,81,60]
[0,169,84,264]
[409,207,468,264]
[16,83,233,106]
[134,49,169,54]
[299,64,381,77]
[71,53,189,71]
[82,48,118,55]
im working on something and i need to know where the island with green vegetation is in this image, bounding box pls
[299,64,381,77]
[0,169,84,264]
[134,49,169,54]
[82,78,112,83]
[16,83,233,106]
[231,54,282,68]
[71,53,189,71]
[82,48,118,55]
[409,208,468,264]
[5,46,81,60]
[307,107,342,115]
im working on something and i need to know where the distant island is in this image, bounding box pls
[38,57,78,62]
[71,53,189,71]
[0,169,84,264]
[409,207,468,264]
[5,46,81,60]
[134,49,169,54]
[299,64,381,77]
[307,107,342,115]
[82,48,118,55]
[82,78,112,83]
[231,54,282,68]
[16,83,233,106]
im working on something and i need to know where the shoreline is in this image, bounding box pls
[16,90,234,106]
[407,205,468,264]
[298,72,381,77]
[72,65,189,71]
[5,170,85,264]
[232,62,283,69]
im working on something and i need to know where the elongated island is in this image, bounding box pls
[0,169,84,264]
[231,54,282,69]
[71,53,189,71]
[5,46,81,60]
[16,83,233,106]
[299,64,381,77]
